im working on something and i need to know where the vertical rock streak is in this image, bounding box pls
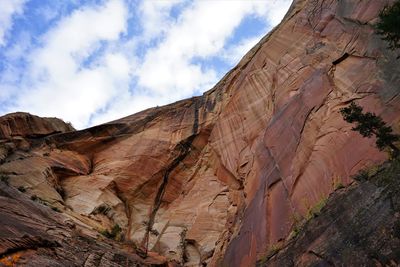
[141,98,201,253]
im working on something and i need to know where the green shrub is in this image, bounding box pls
[0,174,9,185]
[334,182,345,190]
[288,212,304,239]
[93,204,111,215]
[100,224,122,240]
[290,223,303,239]
[340,102,399,157]
[56,187,66,199]
[17,186,26,192]
[150,228,159,236]
[306,197,328,220]
[51,206,61,212]
[353,169,370,181]
[376,0,400,57]
[30,195,48,206]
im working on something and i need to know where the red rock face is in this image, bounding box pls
[1,0,399,266]
[0,112,74,139]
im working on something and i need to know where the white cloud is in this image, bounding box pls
[137,0,182,41]
[221,36,260,65]
[0,0,27,46]
[12,0,130,128]
[262,0,293,25]
[90,93,159,126]
[1,0,292,129]
[135,0,292,99]
[91,0,293,127]
[4,31,31,60]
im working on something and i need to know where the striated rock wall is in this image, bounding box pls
[1,0,400,266]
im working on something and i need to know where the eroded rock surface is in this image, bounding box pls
[0,112,74,139]
[259,159,400,267]
[0,183,164,267]
[0,0,400,266]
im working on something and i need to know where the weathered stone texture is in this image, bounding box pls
[259,159,400,267]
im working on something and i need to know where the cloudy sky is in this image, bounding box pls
[0,0,291,129]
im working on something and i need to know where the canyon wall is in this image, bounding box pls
[0,0,399,266]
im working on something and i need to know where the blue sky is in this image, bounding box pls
[0,0,291,129]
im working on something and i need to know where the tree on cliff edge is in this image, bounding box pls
[340,102,400,157]
[376,0,400,58]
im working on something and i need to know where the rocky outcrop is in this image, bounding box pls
[0,112,74,139]
[258,159,400,266]
[0,0,400,266]
[0,182,165,267]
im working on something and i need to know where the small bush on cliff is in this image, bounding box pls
[100,224,122,240]
[306,197,328,220]
[17,186,26,192]
[376,0,400,57]
[0,174,9,185]
[51,206,61,212]
[340,102,400,157]
[93,204,111,215]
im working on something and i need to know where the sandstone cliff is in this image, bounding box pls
[0,0,399,266]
